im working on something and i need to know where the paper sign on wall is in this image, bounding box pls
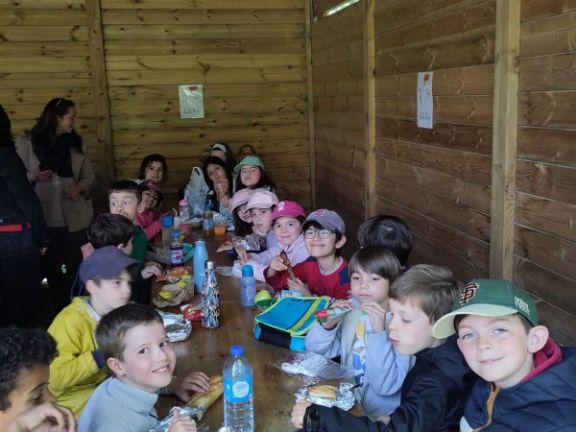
[179,84,204,119]
[417,72,433,129]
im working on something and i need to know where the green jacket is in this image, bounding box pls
[131,226,148,264]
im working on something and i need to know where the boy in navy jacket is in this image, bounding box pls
[433,279,576,431]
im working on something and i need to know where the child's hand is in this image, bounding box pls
[291,400,312,429]
[238,251,250,265]
[362,301,387,333]
[321,299,353,330]
[376,415,391,425]
[168,411,197,432]
[269,255,288,272]
[214,180,229,199]
[287,278,311,296]
[141,261,162,279]
[171,372,210,402]
[8,402,76,432]
[235,246,249,263]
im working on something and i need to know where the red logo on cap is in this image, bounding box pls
[312,210,325,216]
[460,282,479,305]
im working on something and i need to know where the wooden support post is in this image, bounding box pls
[489,0,521,279]
[86,0,114,188]
[305,0,316,209]
[363,0,376,218]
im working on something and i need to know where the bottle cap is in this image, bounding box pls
[205,261,214,270]
[171,231,180,238]
[230,345,244,356]
[242,264,254,277]
[195,239,206,246]
[161,215,174,227]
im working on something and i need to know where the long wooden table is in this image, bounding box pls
[155,231,301,431]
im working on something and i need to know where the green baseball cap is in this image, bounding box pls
[432,279,538,339]
[234,155,265,174]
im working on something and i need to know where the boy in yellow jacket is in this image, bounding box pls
[48,246,137,417]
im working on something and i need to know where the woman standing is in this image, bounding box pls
[17,98,95,315]
[0,105,47,326]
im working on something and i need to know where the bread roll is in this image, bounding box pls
[308,384,337,401]
[187,375,223,419]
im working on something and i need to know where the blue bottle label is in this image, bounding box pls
[170,248,183,266]
[224,375,252,403]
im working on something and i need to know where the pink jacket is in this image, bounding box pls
[137,210,161,241]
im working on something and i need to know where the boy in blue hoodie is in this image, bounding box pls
[433,279,576,431]
[305,247,411,419]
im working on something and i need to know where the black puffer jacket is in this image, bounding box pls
[461,343,576,431]
[312,335,476,432]
[0,146,47,245]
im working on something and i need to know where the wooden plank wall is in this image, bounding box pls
[373,0,496,283]
[0,1,309,208]
[514,0,576,344]
[101,0,310,207]
[0,1,101,178]
[311,1,365,253]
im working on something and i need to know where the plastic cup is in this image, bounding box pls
[214,224,227,236]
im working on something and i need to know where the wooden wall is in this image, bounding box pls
[309,0,576,344]
[311,0,365,252]
[373,0,495,283]
[0,0,310,208]
[102,0,310,206]
[0,1,101,177]
[513,0,576,343]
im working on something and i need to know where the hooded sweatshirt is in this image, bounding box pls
[461,339,576,431]
[306,306,413,419]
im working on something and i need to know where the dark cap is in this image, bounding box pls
[72,246,137,297]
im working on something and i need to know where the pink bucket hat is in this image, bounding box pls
[230,189,256,212]
[246,190,279,210]
[271,200,306,220]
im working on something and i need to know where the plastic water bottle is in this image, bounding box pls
[161,215,174,249]
[240,265,256,307]
[170,231,184,268]
[193,239,208,293]
[179,199,190,221]
[223,345,254,432]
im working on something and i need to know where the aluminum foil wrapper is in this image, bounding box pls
[278,352,352,381]
[281,352,328,378]
[150,406,205,432]
[159,312,193,342]
[295,382,356,411]
[232,234,265,252]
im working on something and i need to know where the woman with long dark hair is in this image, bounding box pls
[0,105,47,326]
[16,98,95,315]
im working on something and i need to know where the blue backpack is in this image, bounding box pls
[253,296,330,352]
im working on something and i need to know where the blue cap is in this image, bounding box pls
[242,265,254,277]
[230,345,244,356]
[162,215,174,227]
[72,246,137,297]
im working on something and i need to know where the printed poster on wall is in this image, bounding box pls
[417,72,433,129]
[179,84,204,119]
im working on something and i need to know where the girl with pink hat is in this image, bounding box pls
[234,200,309,282]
